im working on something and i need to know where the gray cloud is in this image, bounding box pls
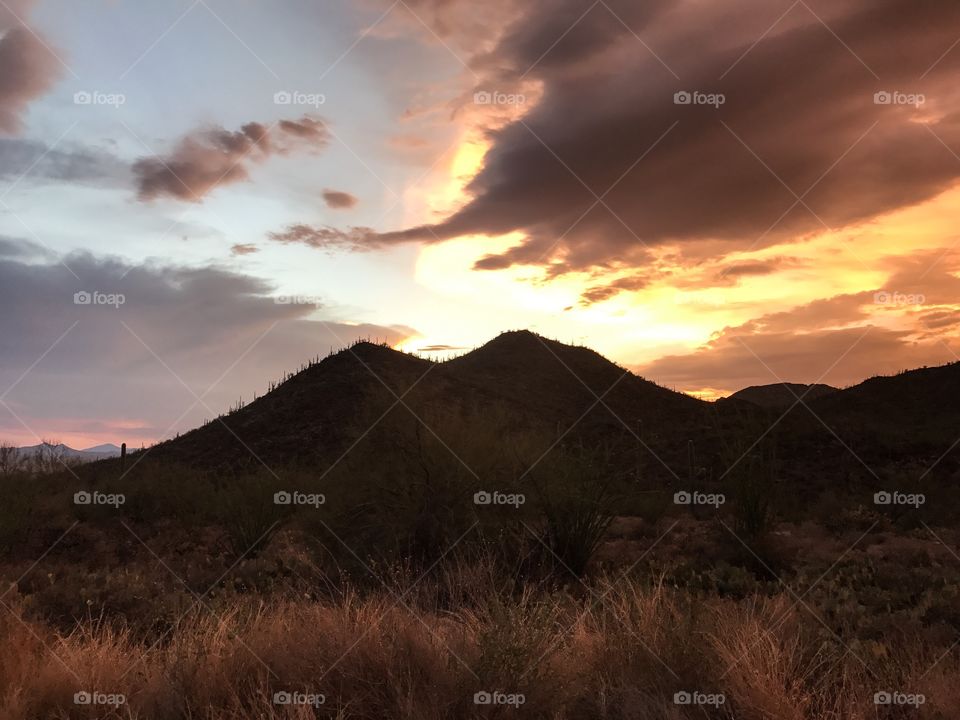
[133,117,329,202]
[0,137,128,185]
[268,224,379,252]
[230,243,259,256]
[0,241,416,444]
[322,189,358,209]
[0,234,51,259]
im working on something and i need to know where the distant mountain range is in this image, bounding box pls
[124,330,959,490]
[12,442,122,463]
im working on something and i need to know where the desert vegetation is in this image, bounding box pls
[1,337,958,718]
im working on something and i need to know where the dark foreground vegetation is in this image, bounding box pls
[2,332,959,718]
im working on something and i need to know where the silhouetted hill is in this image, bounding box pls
[146,341,432,469]
[444,330,704,433]
[728,383,837,409]
[808,362,960,450]
[108,332,960,491]
[139,332,706,475]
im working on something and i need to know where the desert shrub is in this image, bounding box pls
[734,460,775,540]
[711,405,777,535]
[529,444,615,579]
[215,472,286,559]
[312,400,533,571]
[119,464,220,525]
[0,475,34,555]
[623,489,673,525]
[0,442,18,475]
[473,590,559,686]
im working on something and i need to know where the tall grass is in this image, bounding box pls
[0,563,952,719]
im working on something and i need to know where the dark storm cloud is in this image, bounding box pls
[133,117,329,202]
[0,1,61,135]
[0,241,415,443]
[322,189,358,209]
[349,0,960,273]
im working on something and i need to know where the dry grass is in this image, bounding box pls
[1,565,954,720]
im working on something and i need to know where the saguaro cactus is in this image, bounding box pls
[120,443,127,473]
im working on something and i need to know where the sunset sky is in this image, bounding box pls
[2,0,960,447]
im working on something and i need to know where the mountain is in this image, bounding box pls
[81,443,123,456]
[12,442,122,464]
[806,362,960,450]
[141,331,706,475]
[79,332,960,490]
[727,382,837,409]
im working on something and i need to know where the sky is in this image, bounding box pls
[1,0,960,448]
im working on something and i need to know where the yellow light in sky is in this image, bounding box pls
[400,79,960,390]
[450,139,486,182]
